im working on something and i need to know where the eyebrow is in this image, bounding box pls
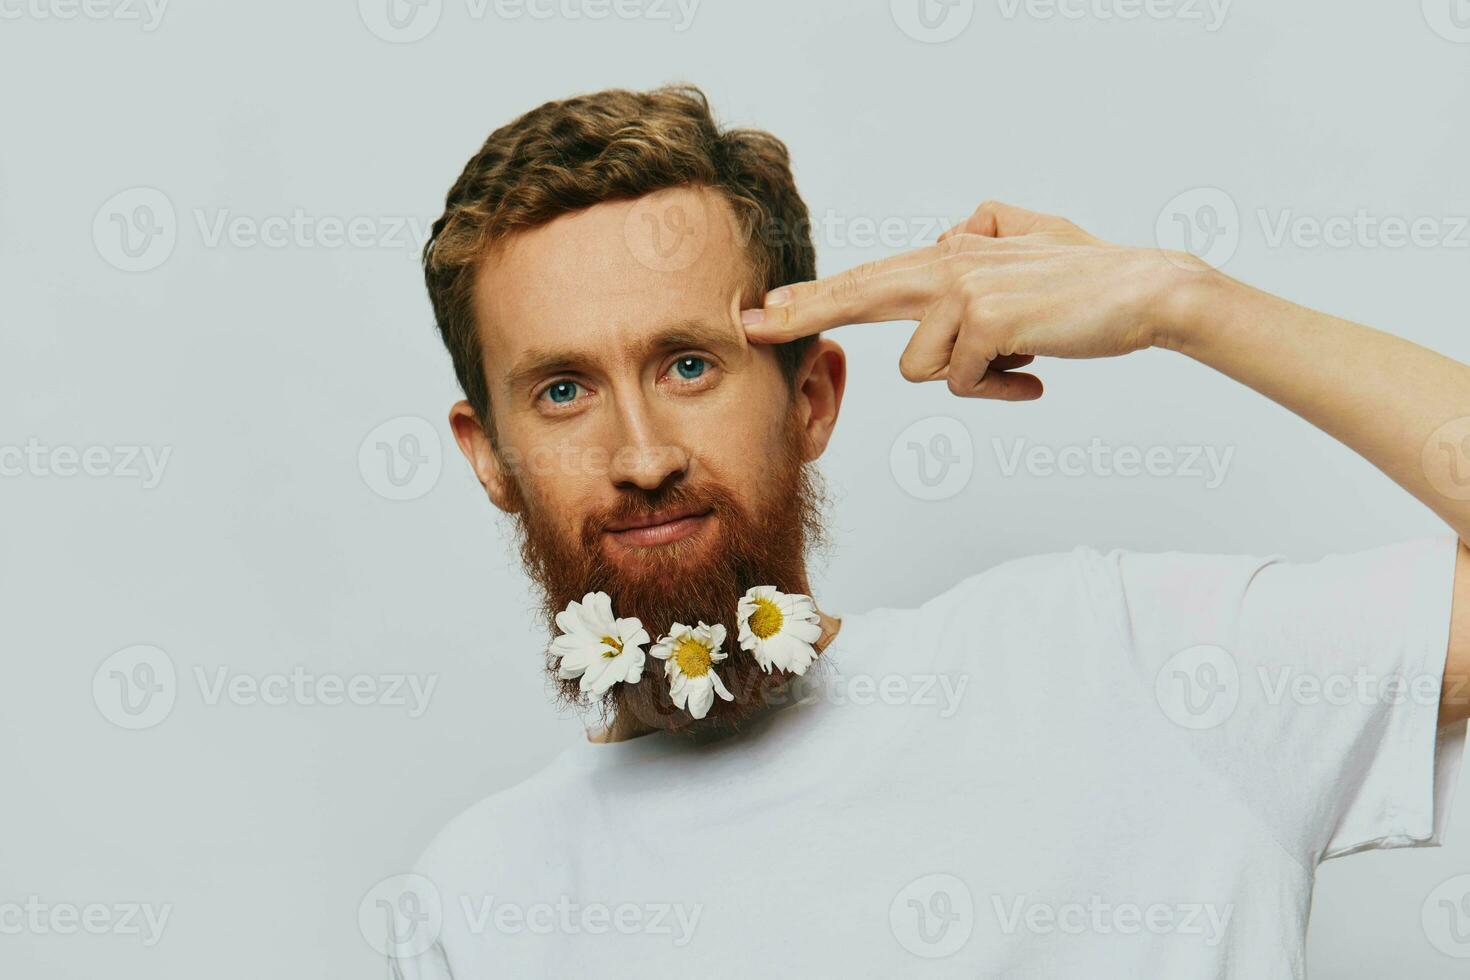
[503,318,741,392]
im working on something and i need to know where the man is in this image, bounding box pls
[392,85,1470,977]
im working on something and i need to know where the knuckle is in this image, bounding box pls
[970,300,998,325]
[946,372,973,397]
[827,265,871,305]
[937,232,985,256]
[897,354,926,383]
[766,305,793,337]
[958,274,989,307]
[937,252,978,285]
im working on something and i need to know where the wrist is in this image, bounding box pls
[1146,252,1236,357]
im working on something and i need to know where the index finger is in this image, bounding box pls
[740,244,953,343]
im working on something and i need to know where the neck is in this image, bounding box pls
[592,608,842,744]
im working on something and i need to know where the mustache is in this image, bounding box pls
[579,481,739,545]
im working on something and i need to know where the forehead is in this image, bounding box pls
[473,185,755,376]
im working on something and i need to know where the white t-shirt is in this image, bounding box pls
[388,538,1465,979]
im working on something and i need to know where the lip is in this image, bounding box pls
[603,507,714,547]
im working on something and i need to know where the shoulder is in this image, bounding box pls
[411,750,580,891]
[918,546,1121,621]
[834,549,1122,678]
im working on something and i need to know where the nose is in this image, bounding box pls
[605,398,690,492]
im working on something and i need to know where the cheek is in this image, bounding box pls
[500,441,609,527]
[686,376,792,485]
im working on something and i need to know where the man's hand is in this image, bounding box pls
[741,200,1212,400]
[746,197,1470,724]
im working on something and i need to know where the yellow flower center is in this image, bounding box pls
[673,637,712,678]
[748,598,784,640]
[600,636,624,659]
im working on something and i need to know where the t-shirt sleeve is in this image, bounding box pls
[1094,536,1465,864]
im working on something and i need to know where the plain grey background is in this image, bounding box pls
[3,0,1469,976]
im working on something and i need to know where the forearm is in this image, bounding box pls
[1160,268,1470,547]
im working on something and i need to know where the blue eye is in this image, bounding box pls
[544,380,580,404]
[673,356,707,380]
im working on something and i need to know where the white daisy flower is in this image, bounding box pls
[650,621,734,720]
[549,591,649,697]
[737,586,824,675]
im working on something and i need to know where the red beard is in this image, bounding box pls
[507,417,826,735]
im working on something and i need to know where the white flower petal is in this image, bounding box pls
[710,669,733,702]
[787,618,824,645]
[579,656,612,694]
[552,640,596,678]
[773,633,816,675]
[744,636,774,672]
[586,591,614,626]
[554,605,584,636]
[687,678,715,719]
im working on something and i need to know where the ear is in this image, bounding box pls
[448,400,521,514]
[793,338,846,462]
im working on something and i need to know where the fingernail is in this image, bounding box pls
[764,287,791,307]
[740,308,766,326]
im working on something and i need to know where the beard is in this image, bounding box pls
[507,415,827,736]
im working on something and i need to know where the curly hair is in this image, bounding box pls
[422,85,817,429]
